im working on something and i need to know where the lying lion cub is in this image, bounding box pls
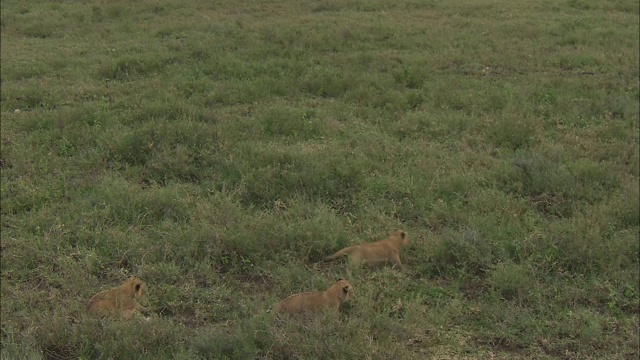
[87,277,149,319]
[273,279,353,315]
[324,229,409,271]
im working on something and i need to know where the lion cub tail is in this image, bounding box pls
[323,246,355,261]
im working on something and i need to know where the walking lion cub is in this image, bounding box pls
[324,229,409,271]
[273,279,354,316]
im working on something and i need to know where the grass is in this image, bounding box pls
[1,0,638,358]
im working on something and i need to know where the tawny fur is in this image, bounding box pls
[273,279,353,315]
[324,229,409,270]
[87,277,148,319]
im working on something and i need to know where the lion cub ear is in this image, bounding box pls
[135,283,141,292]
[342,286,350,294]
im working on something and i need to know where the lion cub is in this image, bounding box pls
[324,229,409,271]
[87,277,148,319]
[273,279,353,316]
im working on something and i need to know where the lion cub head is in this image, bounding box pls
[126,277,147,301]
[333,279,353,302]
[393,229,409,247]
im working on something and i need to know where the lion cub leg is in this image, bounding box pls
[122,303,150,320]
[121,309,136,320]
[389,251,405,271]
[135,302,149,314]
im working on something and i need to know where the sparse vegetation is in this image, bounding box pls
[1,0,638,359]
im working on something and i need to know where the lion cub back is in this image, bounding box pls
[87,277,147,319]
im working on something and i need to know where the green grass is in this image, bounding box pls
[1,0,638,358]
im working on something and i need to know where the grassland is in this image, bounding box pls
[1,0,638,358]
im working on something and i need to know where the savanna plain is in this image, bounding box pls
[1,0,639,359]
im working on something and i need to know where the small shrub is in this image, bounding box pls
[22,23,54,38]
[302,67,352,98]
[107,119,218,184]
[391,65,427,89]
[98,56,166,81]
[487,262,538,303]
[553,53,599,70]
[261,105,327,139]
[430,228,497,276]
[88,176,191,227]
[227,144,364,210]
[545,216,638,275]
[488,113,536,150]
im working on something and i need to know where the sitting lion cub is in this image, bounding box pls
[324,229,409,271]
[87,277,149,319]
[273,279,353,316]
